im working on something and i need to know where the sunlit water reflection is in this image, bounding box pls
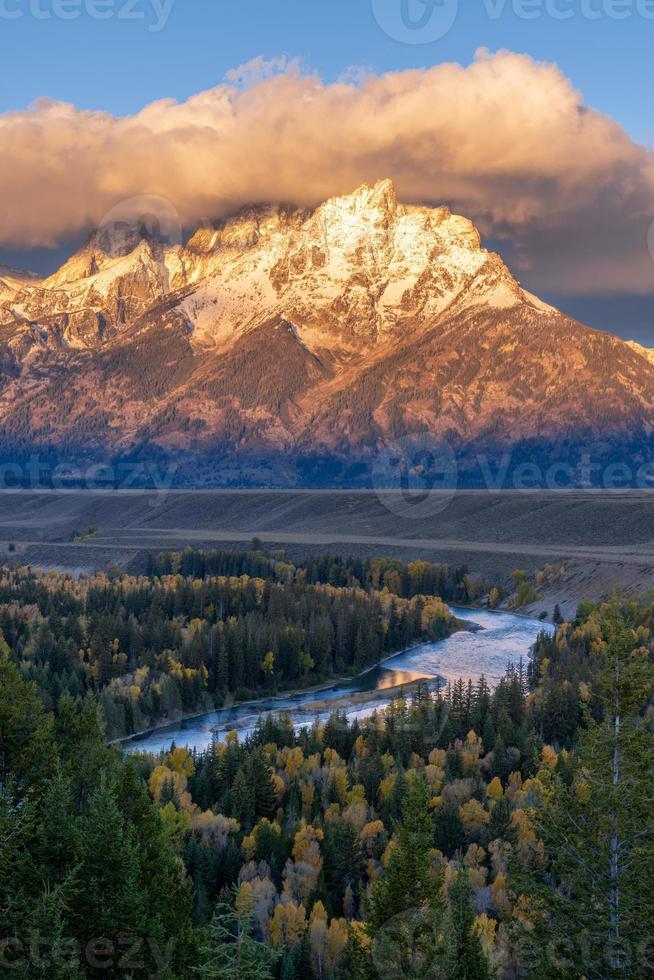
[125,606,553,754]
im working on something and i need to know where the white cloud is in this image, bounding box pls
[1,49,653,294]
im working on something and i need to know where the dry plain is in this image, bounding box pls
[1,490,654,618]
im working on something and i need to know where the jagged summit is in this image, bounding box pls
[89,217,174,258]
[176,180,542,349]
[6,180,537,350]
[0,181,652,485]
[322,178,399,219]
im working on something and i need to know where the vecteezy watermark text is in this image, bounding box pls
[0,456,178,497]
[483,0,654,19]
[1,932,176,976]
[371,433,654,520]
[0,0,174,32]
[372,0,654,44]
[474,452,654,491]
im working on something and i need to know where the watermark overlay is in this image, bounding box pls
[0,0,174,31]
[371,0,458,43]
[372,0,654,43]
[470,450,654,491]
[371,434,654,519]
[369,910,654,976]
[0,932,176,976]
[96,194,183,256]
[520,930,654,976]
[371,907,439,977]
[4,444,654,501]
[0,455,178,496]
[371,432,459,520]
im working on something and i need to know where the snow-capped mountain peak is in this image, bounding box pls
[0,180,652,486]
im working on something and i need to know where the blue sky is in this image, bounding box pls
[1,0,653,340]
[1,0,652,142]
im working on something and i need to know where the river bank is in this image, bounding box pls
[124,606,553,755]
[111,618,472,748]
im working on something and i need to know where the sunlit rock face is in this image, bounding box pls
[1,180,653,486]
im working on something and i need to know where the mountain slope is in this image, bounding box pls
[0,180,653,487]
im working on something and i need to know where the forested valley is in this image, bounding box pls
[1,550,653,977]
[0,550,472,741]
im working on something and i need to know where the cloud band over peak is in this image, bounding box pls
[1,49,653,295]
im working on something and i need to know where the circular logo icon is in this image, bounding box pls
[371,0,459,44]
[95,194,183,257]
[371,432,458,520]
[371,908,439,978]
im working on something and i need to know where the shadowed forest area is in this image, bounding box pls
[1,550,654,976]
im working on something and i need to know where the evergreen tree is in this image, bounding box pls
[248,748,278,821]
[21,885,84,979]
[485,796,513,845]
[195,900,279,979]
[367,773,443,948]
[31,768,79,895]
[442,870,494,979]
[231,767,256,828]
[433,806,465,857]
[74,773,145,944]
[0,645,55,790]
[341,928,376,980]
[322,818,364,917]
[115,757,195,965]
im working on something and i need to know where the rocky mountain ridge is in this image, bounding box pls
[1,180,653,487]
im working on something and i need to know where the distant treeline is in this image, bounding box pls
[147,547,476,602]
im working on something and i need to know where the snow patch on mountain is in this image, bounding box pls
[2,179,652,482]
[627,340,654,366]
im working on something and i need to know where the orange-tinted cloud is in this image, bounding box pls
[1,49,653,295]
